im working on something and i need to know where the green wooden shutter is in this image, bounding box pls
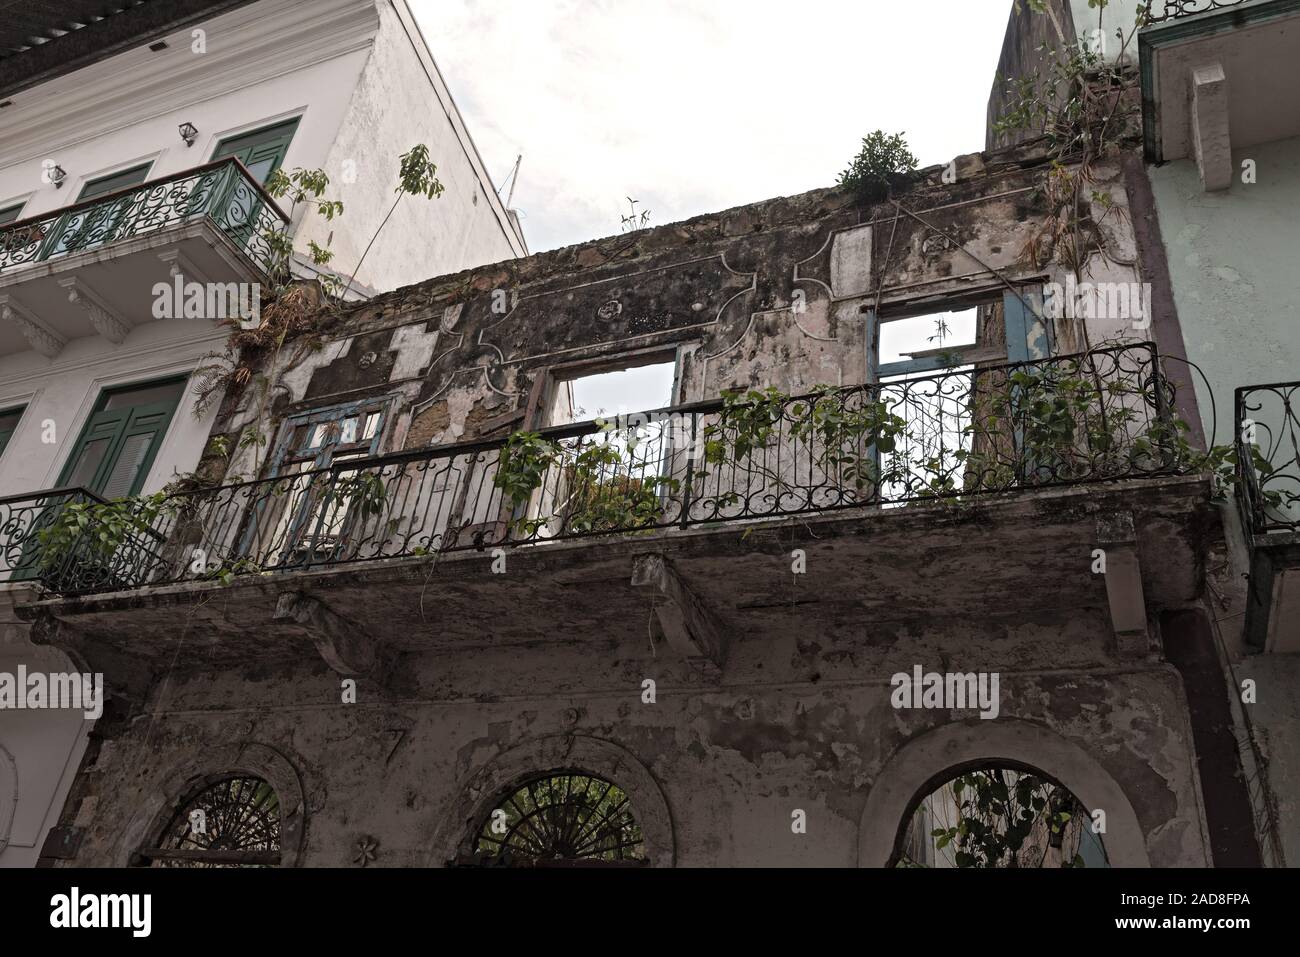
[58,388,183,498]
[0,407,23,457]
[209,120,298,251]
[211,119,300,185]
[76,164,151,202]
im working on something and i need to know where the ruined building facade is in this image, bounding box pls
[7,129,1271,867]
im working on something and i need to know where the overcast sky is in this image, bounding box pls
[414,0,1015,254]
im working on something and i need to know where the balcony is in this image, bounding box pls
[1140,0,1300,175]
[1235,381,1300,651]
[0,158,288,359]
[4,343,1191,594]
[5,344,1214,675]
[1145,0,1252,24]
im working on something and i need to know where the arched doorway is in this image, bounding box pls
[859,720,1158,867]
[897,764,1109,867]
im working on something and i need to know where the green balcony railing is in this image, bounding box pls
[1145,0,1251,24]
[0,158,289,277]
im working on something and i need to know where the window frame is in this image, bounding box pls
[75,163,153,203]
[134,774,283,868]
[56,376,188,499]
[249,397,392,565]
[871,285,1050,381]
[463,769,650,868]
[531,345,684,430]
[210,117,301,185]
[0,404,25,460]
[517,347,685,539]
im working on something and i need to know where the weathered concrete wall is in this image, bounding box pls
[987,0,1076,150]
[1234,654,1300,865]
[63,603,1209,867]
[210,140,1150,485]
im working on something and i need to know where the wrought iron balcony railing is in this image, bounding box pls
[0,158,289,278]
[1,343,1188,597]
[1144,0,1251,24]
[1235,381,1300,540]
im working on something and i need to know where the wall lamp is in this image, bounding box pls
[178,122,199,147]
[47,164,67,188]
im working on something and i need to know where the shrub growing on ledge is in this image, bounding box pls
[837,131,919,203]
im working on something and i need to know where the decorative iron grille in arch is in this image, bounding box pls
[470,772,647,866]
[139,776,281,867]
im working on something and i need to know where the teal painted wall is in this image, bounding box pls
[1148,134,1300,447]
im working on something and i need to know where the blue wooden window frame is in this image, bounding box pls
[242,398,391,566]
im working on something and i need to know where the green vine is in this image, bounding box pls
[993,1,1148,279]
[35,494,171,590]
[901,768,1094,868]
[494,428,674,535]
[491,358,1279,526]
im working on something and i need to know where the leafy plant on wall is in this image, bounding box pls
[836,131,919,203]
[993,0,1147,280]
[194,145,446,480]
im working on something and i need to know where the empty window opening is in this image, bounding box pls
[878,307,980,378]
[876,309,982,505]
[526,358,679,538]
[549,359,677,426]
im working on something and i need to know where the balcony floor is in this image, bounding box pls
[13,475,1213,672]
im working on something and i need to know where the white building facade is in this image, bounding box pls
[0,0,524,866]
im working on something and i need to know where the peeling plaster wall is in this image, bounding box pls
[210,141,1150,465]
[65,610,1209,868]
[1235,654,1300,864]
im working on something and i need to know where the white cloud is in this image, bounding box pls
[414,0,1013,253]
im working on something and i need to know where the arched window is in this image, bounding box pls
[897,765,1109,868]
[468,771,647,867]
[138,776,281,867]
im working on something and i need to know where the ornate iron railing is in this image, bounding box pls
[1235,381,1300,539]
[1,343,1188,596]
[1,487,103,587]
[1145,0,1251,24]
[0,158,289,277]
